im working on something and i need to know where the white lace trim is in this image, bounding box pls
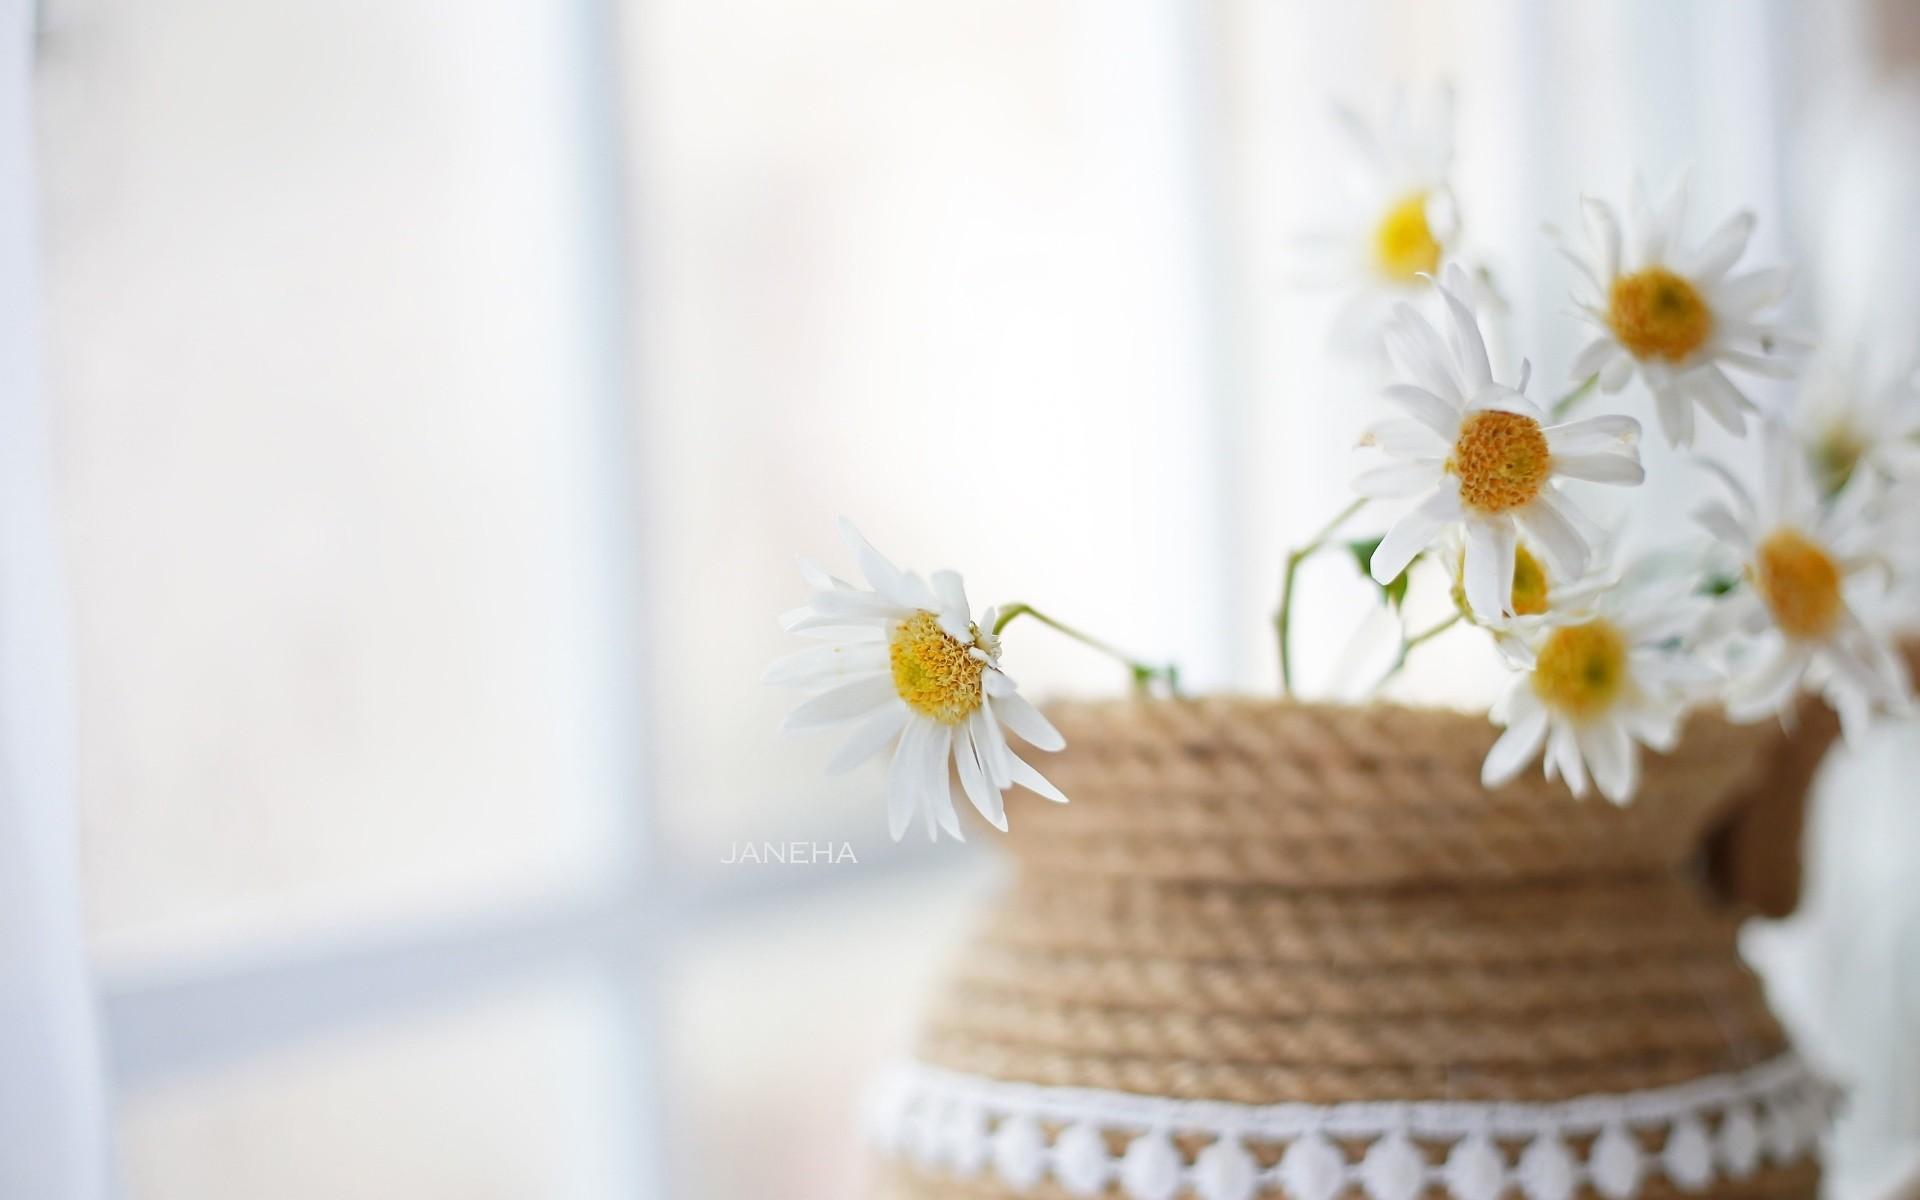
[865,1057,1834,1200]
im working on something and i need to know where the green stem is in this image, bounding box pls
[993,604,1180,696]
[1275,496,1367,696]
[1370,613,1462,694]
[1549,373,1600,420]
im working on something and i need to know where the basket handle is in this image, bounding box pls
[1702,640,1918,917]
[1700,700,1838,917]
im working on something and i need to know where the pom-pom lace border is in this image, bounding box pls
[865,1055,1833,1200]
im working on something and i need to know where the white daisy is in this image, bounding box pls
[1695,428,1914,743]
[1436,521,1620,626]
[1791,351,1920,495]
[1293,86,1459,353]
[1355,267,1647,622]
[1556,178,1798,448]
[767,520,1067,842]
[1481,580,1715,804]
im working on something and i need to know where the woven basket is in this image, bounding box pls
[868,698,1834,1200]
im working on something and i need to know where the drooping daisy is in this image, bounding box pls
[1696,429,1914,743]
[1791,351,1920,495]
[1482,581,1715,804]
[767,520,1067,842]
[1293,86,1459,353]
[1438,523,1617,625]
[1556,177,1798,448]
[1355,267,1646,621]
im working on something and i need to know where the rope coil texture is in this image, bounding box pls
[874,699,1822,1200]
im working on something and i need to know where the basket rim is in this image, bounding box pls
[998,694,1777,886]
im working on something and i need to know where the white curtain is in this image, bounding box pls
[0,1,108,1194]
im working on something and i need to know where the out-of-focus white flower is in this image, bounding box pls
[1791,351,1920,495]
[1355,267,1646,621]
[768,520,1066,842]
[1482,580,1714,804]
[1555,178,1798,448]
[1696,429,1914,743]
[1293,86,1458,353]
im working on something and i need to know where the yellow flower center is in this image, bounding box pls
[889,610,986,725]
[1607,267,1713,362]
[1753,529,1842,640]
[1451,543,1551,618]
[1510,545,1550,616]
[1810,424,1865,497]
[1374,193,1442,281]
[1533,620,1629,720]
[1449,409,1552,513]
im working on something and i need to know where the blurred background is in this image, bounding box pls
[8,0,1920,1196]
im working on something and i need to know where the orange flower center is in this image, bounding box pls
[1449,409,1551,514]
[1607,267,1713,362]
[1753,529,1842,640]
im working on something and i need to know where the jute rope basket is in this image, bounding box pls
[868,698,1834,1200]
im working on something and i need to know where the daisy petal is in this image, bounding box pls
[790,587,913,624]
[1715,346,1796,379]
[1465,387,1546,421]
[838,518,930,608]
[992,689,1065,752]
[1515,494,1590,579]
[1570,336,1618,380]
[796,556,851,592]
[779,617,889,640]
[825,701,910,774]
[1549,722,1589,797]
[1381,384,1462,437]
[1552,452,1645,485]
[1697,589,1767,644]
[1711,266,1792,316]
[971,699,1013,789]
[954,724,1007,831]
[1438,281,1493,388]
[1619,702,1684,752]
[782,675,898,732]
[1598,351,1635,392]
[923,724,964,842]
[1653,385,1696,449]
[1006,751,1068,803]
[1385,307,1465,405]
[1463,517,1518,620]
[1760,424,1801,526]
[1371,485,1462,584]
[1653,172,1689,258]
[1582,197,1621,281]
[762,643,890,687]
[930,570,971,618]
[1683,209,1754,282]
[1354,461,1444,499]
[1483,704,1549,786]
[1546,414,1640,456]
[1692,502,1754,554]
[1685,366,1752,435]
[1577,719,1636,805]
[1694,456,1758,524]
[885,720,929,841]
[1361,418,1449,457]
[1728,641,1812,720]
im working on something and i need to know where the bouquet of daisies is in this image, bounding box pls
[771,88,1918,839]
